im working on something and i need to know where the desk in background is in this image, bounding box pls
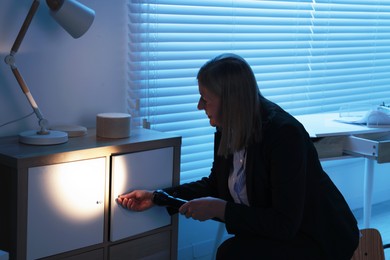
[296,113,390,228]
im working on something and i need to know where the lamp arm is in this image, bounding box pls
[4,0,49,135]
[10,66,49,134]
[11,0,40,54]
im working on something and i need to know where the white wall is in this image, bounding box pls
[0,0,127,137]
[1,2,390,260]
[323,157,390,210]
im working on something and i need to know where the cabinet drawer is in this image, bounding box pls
[57,248,104,260]
[109,231,171,260]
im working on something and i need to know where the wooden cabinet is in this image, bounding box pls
[0,128,181,260]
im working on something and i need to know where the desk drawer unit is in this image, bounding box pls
[344,132,390,163]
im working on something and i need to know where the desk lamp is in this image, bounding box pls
[4,0,95,145]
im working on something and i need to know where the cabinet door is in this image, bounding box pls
[27,158,106,260]
[110,147,173,241]
[109,230,171,260]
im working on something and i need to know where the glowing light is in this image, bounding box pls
[111,156,129,199]
[32,157,105,222]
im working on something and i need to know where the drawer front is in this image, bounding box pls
[344,132,390,163]
[62,248,104,260]
[110,147,173,241]
[109,231,171,260]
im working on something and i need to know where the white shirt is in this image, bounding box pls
[228,148,249,206]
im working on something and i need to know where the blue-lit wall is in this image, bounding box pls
[0,0,127,137]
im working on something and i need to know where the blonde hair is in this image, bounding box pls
[197,53,263,157]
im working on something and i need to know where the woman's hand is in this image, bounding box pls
[116,190,154,211]
[179,197,227,222]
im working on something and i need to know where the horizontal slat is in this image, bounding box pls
[128,0,390,181]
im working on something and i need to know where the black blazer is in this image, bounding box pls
[165,97,359,259]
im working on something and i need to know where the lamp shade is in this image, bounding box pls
[50,0,95,38]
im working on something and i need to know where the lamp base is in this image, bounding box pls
[19,130,68,145]
[49,125,88,137]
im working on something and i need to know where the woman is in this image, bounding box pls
[117,53,359,259]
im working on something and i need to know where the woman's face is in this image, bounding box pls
[197,84,222,127]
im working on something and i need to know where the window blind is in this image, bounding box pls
[127,0,390,182]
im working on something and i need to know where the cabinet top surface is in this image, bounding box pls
[0,128,181,161]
